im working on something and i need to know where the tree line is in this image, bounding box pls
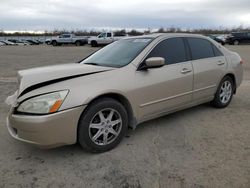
[0,26,249,36]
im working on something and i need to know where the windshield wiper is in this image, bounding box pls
[84,62,100,66]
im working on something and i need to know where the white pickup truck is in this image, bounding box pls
[88,32,127,47]
[50,34,88,46]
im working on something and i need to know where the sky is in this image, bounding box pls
[0,0,250,31]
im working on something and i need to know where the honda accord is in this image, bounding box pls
[6,33,243,152]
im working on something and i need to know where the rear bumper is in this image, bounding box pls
[7,105,86,148]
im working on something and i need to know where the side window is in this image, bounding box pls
[187,38,214,60]
[147,38,187,64]
[212,44,223,57]
[107,33,112,37]
[98,33,106,38]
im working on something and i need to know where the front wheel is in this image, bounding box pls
[78,98,128,152]
[91,41,98,47]
[211,76,234,108]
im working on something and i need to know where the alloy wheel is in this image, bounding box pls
[219,80,232,104]
[88,108,122,145]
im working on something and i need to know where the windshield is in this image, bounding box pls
[81,38,152,68]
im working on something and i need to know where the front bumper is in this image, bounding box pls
[7,105,86,148]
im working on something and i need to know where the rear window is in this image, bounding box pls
[232,33,246,37]
[212,45,223,57]
[187,38,215,60]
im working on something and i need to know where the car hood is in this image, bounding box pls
[17,63,115,97]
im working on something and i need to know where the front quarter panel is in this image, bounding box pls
[17,65,138,119]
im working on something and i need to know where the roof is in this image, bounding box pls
[127,33,205,39]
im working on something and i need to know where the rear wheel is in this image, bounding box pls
[75,41,81,46]
[211,76,234,108]
[78,98,128,152]
[233,40,239,45]
[52,41,57,46]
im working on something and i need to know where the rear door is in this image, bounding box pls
[135,37,193,121]
[187,37,227,101]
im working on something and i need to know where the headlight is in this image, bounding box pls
[17,90,68,114]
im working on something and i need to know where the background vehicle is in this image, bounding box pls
[50,34,88,46]
[26,39,40,45]
[88,32,127,47]
[8,39,30,45]
[216,34,228,42]
[208,35,225,45]
[0,41,6,46]
[45,38,51,44]
[226,32,250,45]
[4,40,17,45]
[0,40,16,45]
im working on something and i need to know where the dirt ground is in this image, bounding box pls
[0,45,249,188]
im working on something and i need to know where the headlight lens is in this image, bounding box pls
[17,90,68,114]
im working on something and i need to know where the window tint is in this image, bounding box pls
[187,38,214,60]
[107,33,112,37]
[63,34,70,38]
[98,33,106,38]
[147,38,187,64]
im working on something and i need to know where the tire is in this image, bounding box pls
[211,76,234,108]
[91,41,98,47]
[233,40,239,45]
[75,41,81,46]
[52,41,57,46]
[78,98,128,153]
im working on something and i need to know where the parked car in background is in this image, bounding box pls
[8,39,29,45]
[35,39,44,44]
[45,38,51,45]
[26,39,40,45]
[88,32,127,47]
[0,41,6,46]
[50,34,88,46]
[6,33,243,152]
[0,40,17,45]
[226,32,250,45]
[216,34,228,43]
[208,35,225,45]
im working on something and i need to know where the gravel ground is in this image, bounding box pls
[0,45,249,188]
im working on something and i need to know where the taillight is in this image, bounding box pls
[240,60,244,65]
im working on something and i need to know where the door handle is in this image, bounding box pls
[181,68,192,74]
[217,60,225,65]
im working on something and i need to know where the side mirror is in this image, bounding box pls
[139,57,165,70]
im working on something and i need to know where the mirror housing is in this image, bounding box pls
[139,57,165,70]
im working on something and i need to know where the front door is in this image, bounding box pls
[134,37,193,121]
